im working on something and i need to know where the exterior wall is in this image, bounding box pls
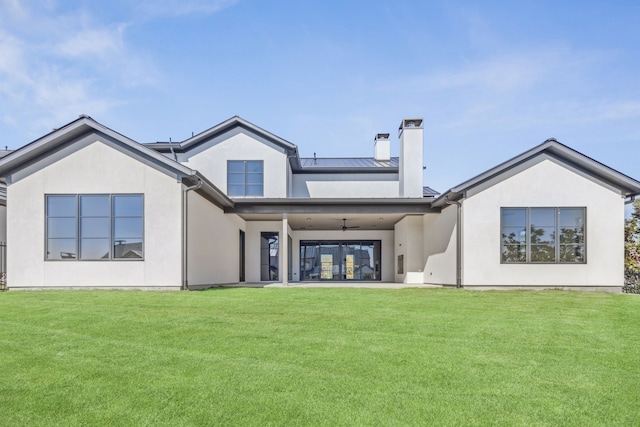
[422,208,457,285]
[245,221,284,282]
[0,205,6,243]
[290,229,395,282]
[462,159,624,290]
[291,173,399,198]
[398,125,424,198]
[182,131,288,197]
[186,191,245,286]
[394,215,424,283]
[7,140,183,288]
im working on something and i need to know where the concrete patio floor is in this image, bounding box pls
[221,282,442,289]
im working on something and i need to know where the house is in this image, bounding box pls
[0,115,638,291]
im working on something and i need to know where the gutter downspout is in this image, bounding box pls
[445,196,463,288]
[625,195,636,205]
[182,177,202,291]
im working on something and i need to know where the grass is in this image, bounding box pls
[0,288,639,426]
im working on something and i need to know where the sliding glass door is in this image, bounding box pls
[300,240,381,281]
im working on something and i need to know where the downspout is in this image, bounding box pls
[182,177,202,291]
[445,196,463,288]
[625,195,636,205]
[169,146,178,162]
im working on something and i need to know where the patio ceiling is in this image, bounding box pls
[237,213,408,231]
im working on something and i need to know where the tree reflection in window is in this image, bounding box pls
[501,207,585,264]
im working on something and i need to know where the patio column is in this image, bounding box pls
[282,213,289,286]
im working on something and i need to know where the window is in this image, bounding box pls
[46,194,143,261]
[501,207,585,264]
[227,160,263,196]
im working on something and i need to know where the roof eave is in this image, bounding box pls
[186,172,235,210]
[435,139,640,204]
[0,116,195,180]
[180,116,298,153]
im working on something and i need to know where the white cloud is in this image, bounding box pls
[377,43,640,138]
[0,2,161,140]
[57,25,127,59]
[134,0,239,17]
[419,46,595,94]
[1,0,28,20]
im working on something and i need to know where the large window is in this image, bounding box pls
[46,194,143,261]
[300,241,381,281]
[501,207,585,264]
[227,160,263,197]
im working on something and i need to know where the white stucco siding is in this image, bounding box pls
[186,191,245,286]
[0,205,6,243]
[245,221,284,282]
[7,140,183,288]
[292,173,399,198]
[183,132,288,198]
[462,159,624,289]
[394,216,424,283]
[422,209,457,286]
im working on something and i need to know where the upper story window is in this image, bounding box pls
[46,194,143,261]
[501,207,585,264]
[227,160,264,197]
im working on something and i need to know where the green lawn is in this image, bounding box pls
[1,288,639,426]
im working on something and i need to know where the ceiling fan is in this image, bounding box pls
[341,218,359,232]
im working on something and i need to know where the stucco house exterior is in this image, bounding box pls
[0,115,638,291]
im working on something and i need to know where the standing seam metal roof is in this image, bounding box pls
[299,157,399,168]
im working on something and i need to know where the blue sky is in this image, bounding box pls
[1,0,639,194]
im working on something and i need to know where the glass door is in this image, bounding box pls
[320,242,340,280]
[300,240,381,281]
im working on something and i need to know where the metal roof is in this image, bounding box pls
[423,186,439,197]
[299,157,399,169]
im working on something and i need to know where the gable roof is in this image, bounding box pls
[0,115,194,179]
[0,115,234,209]
[145,115,302,170]
[147,115,298,150]
[432,138,640,207]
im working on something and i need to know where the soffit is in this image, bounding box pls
[240,213,410,231]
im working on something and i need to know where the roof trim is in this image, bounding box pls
[433,139,640,207]
[186,172,235,210]
[0,115,236,211]
[226,197,439,215]
[145,116,302,170]
[0,115,194,179]
[146,116,298,151]
[183,116,297,151]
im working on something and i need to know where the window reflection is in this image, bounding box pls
[46,194,143,261]
[300,241,381,281]
[501,207,585,264]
